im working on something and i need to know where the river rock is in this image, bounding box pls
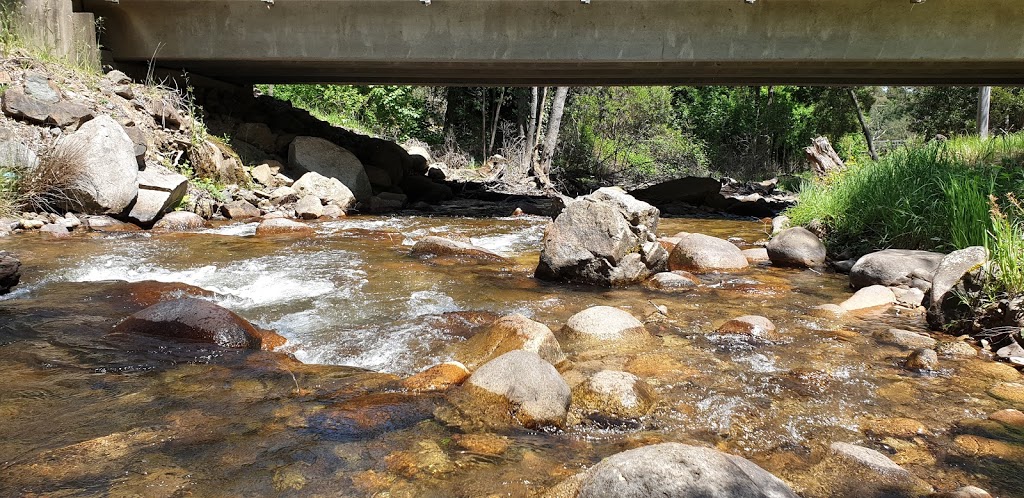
[644,271,700,291]
[926,246,988,329]
[767,227,826,268]
[255,218,314,235]
[291,171,355,210]
[936,340,978,358]
[39,223,70,238]
[289,136,371,201]
[0,251,21,295]
[668,233,748,272]
[717,315,779,341]
[57,115,139,214]
[294,194,323,219]
[771,215,791,235]
[839,285,895,311]
[269,186,299,205]
[455,314,565,369]
[571,370,657,424]
[988,382,1024,405]
[562,306,648,344]
[235,122,276,152]
[905,348,938,371]
[312,392,436,439]
[628,176,721,205]
[742,247,770,263]
[220,200,260,219]
[891,286,925,307]
[873,328,936,349]
[357,137,412,186]
[535,187,667,286]
[128,165,189,224]
[989,408,1024,428]
[250,163,277,187]
[399,174,453,203]
[151,211,206,231]
[452,433,509,457]
[933,486,993,498]
[84,215,140,232]
[547,443,798,498]
[809,442,932,497]
[411,236,506,262]
[402,361,470,392]
[850,249,944,290]
[446,350,571,429]
[112,298,263,349]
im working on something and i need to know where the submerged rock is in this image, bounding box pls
[0,251,21,295]
[644,271,701,291]
[767,227,826,268]
[312,392,437,439]
[806,442,932,497]
[535,187,667,286]
[717,315,779,341]
[402,361,470,392]
[905,348,939,371]
[850,249,944,290]
[873,328,936,349]
[668,232,748,272]
[112,297,262,349]
[411,236,506,262]
[546,443,798,498]
[443,350,570,429]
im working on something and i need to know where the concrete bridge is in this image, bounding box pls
[75,0,1024,85]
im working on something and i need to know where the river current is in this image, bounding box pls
[0,215,1021,497]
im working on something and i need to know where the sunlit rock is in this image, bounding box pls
[255,218,314,236]
[873,328,936,350]
[545,443,798,498]
[839,285,895,311]
[905,348,939,371]
[562,306,649,345]
[411,235,506,262]
[570,370,657,425]
[536,187,667,286]
[668,232,748,272]
[402,361,470,392]
[151,211,207,231]
[455,314,565,369]
[716,315,779,341]
[850,248,944,290]
[767,227,826,268]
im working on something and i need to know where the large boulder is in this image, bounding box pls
[0,251,21,295]
[188,139,248,186]
[127,165,188,225]
[926,246,988,329]
[399,174,454,203]
[112,298,262,349]
[0,140,39,171]
[850,249,945,291]
[668,233,749,272]
[220,200,260,219]
[628,176,721,205]
[455,314,565,369]
[288,136,372,202]
[355,137,411,186]
[535,188,668,286]
[840,285,896,312]
[292,172,356,210]
[57,115,139,214]
[546,443,798,498]
[806,442,933,497]
[444,350,570,429]
[767,227,826,268]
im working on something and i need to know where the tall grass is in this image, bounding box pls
[787,132,1024,256]
[986,194,1024,299]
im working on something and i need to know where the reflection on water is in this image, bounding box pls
[0,215,1021,497]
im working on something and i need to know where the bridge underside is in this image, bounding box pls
[80,0,1024,86]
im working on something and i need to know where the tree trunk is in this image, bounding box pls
[536,86,568,186]
[805,136,845,177]
[488,87,506,155]
[848,88,879,161]
[442,87,459,141]
[978,86,992,139]
[480,88,488,158]
[525,87,538,169]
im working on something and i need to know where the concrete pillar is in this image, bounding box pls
[17,0,100,70]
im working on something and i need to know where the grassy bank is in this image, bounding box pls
[787,133,1024,257]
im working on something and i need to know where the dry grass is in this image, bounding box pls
[7,140,89,214]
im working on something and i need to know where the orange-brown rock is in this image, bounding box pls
[716,315,779,340]
[112,297,262,349]
[253,329,287,351]
[402,362,470,392]
[453,433,510,456]
[310,393,437,438]
[989,408,1024,429]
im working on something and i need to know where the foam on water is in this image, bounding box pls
[201,222,259,237]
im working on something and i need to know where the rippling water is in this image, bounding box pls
[0,214,1021,497]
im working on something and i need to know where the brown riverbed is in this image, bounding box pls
[0,215,1021,497]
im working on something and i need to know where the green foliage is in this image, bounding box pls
[0,0,21,55]
[257,84,431,141]
[787,132,1024,257]
[986,194,1024,298]
[672,86,871,180]
[558,87,708,186]
[902,87,1024,138]
[834,132,871,166]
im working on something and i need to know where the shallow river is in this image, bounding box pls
[0,215,1021,497]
